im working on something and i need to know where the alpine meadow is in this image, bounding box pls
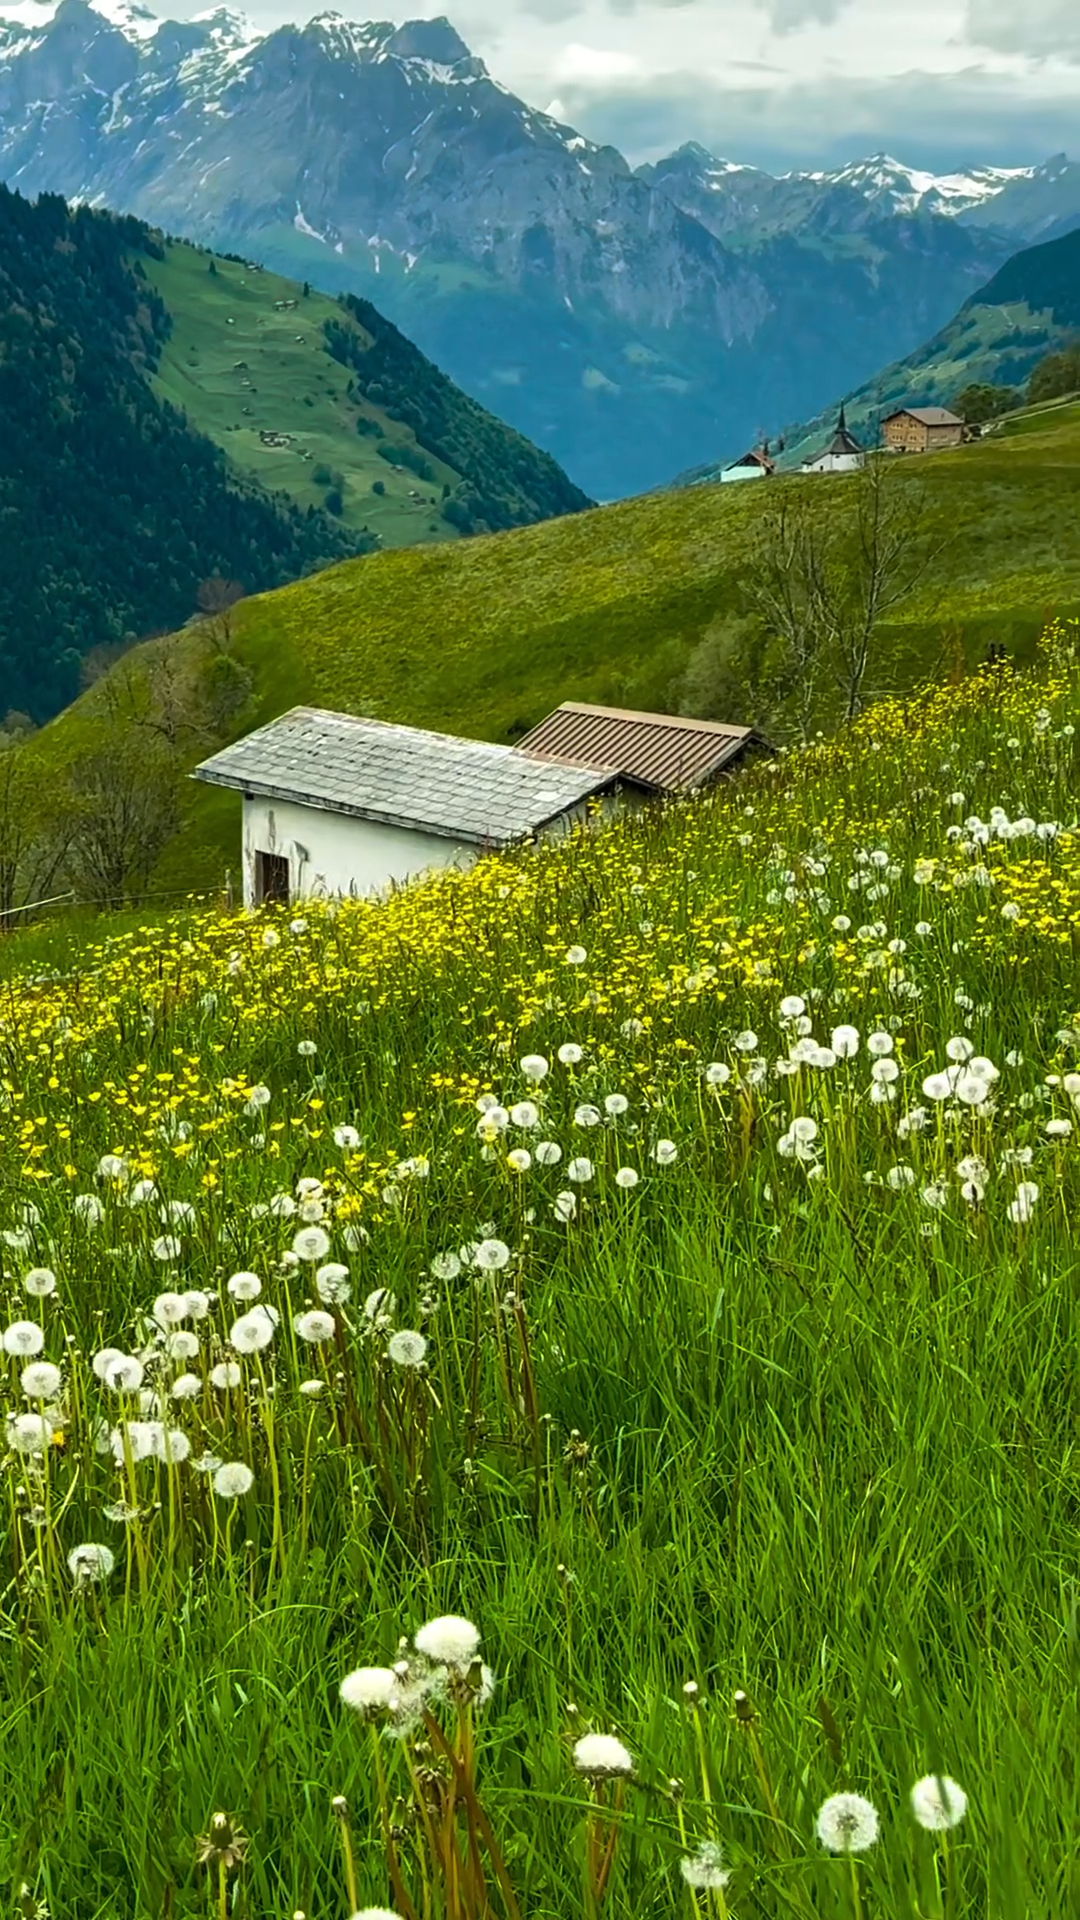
[2,3,1080,1918]
[0,634,1077,1919]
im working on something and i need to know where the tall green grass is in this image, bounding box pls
[0,650,1077,1918]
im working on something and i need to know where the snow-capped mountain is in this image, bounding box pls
[0,2,1068,495]
[640,143,1080,249]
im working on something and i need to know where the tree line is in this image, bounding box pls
[324,295,593,536]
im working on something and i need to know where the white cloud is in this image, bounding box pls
[553,40,644,82]
[762,0,850,31]
[965,0,1080,60]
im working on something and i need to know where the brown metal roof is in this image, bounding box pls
[515,703,769,793]
[884,406,963,427]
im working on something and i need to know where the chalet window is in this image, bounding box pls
[255,850,290,906]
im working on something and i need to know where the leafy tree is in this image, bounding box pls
[954,383,1019,425]
[1027,342,1080,406]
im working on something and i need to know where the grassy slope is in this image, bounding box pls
[34,402,1080,891]
[0,661,1078,1917]
[781,300,1070,465]
[145,240,462,551]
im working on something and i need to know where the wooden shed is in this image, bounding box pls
[516,703,773,794]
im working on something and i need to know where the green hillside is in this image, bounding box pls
[24,399,1080,900]
[0,187,360,722]
[144,240,591,548]
[782,227,1080,463]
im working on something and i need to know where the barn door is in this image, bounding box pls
[255,851,290,906]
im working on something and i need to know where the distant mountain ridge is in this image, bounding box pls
[0,1,1066,496]
[639,147,1080,246]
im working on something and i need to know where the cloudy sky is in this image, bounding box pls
[184,0,1080,170]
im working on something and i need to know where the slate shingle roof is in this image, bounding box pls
[516,703,769,792]
[193,708,620,848]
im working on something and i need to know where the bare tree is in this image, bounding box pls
[738,486,835,741]
[740,458,945,736]
[827,457,947,720]
[195,575,245,650]
[0,737,72,928]
[66,737,180,907]
[102,628,252,751]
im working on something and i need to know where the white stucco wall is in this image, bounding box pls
[241,796,479,906]
[238,789,624,907]
[803,451,864,474]
[721,464,768,484]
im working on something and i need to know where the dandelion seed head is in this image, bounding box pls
[473,1239,511,1271]
[573,1733,634,1779]
[68,1543,116,1585]
[414,1614,480,1668]
[910,1775,968,1831]
[387,1330,428,1369]
[230,1310,275,1354]
[7,1411,52,1454]
[340,1667,397,1719]
[294,1309,336,1344]
[21,1360,62,1400]
[292,1226,331,1263]
[815,1792,879,1854]
[23,1267,57,1298]
[227,1272,262,1301]
[213,1462,254,1499]
[104,1354,144,1392]
[679,1841,730,1891]
[315,1263,352,1305]
[364,1288,396,1324]
[3,1320,45,1357]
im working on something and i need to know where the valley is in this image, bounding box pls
[3,4,1076,494]
[25,395,1080,893]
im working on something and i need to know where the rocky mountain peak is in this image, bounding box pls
[385,16,476,68]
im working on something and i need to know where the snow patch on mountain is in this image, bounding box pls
[810,153,1038,215]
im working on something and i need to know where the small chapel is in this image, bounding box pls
[801,406,865,474]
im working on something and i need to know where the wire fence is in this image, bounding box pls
[0,879,231,930]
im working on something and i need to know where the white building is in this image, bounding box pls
[801,407,865,474]
[721,447,776,484]
[194,707,626,907]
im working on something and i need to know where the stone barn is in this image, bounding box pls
[194,708,631,908]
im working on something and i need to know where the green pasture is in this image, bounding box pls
[145,241,460,549]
